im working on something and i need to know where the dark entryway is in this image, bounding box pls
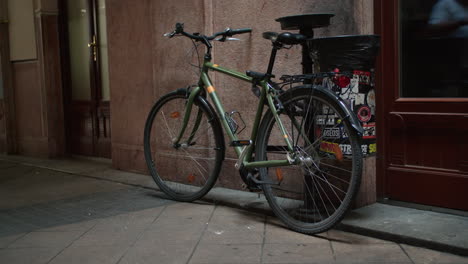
[60,0,111,158]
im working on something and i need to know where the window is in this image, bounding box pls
[399,0,468,97]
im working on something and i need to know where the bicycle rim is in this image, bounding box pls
[144,90,224,202]
[256,87,362,234]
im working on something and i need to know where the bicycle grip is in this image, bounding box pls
[230,28,252,35]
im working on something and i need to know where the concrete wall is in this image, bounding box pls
[107,0,376,206]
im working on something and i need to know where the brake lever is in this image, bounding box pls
[215,37,241,41]
[163,31,176,38]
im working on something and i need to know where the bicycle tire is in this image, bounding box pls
[144,89,225,202]
[255,86,362,234]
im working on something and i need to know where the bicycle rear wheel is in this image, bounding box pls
[256,87,362,234]
[144,89,224,202]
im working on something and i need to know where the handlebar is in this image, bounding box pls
[165,23,252,43]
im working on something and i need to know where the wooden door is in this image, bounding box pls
[61,0,111,158]
[376,0,468,211]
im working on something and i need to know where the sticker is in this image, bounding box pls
[353,70,371,85]
[320,141,344,161]
[276,168,283,182]
[363,123,376,139]
[357,105,372,122]
[322,128,342,139]
[354,93,366,105]
[316,115,336,125]
[170,112,181,119]
[366,89,376,108]
[340,144,353,155]
[187,174,195,183]
[207,86,215,93]
[333,75,351,88]
[369,143,377,153]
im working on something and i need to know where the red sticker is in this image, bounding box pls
[357,106,372,122]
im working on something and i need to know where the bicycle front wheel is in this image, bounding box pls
[256,87,362,234]
[144,89,224,202]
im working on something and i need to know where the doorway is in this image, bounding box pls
[376,0,468,211]
[61,0,111,158]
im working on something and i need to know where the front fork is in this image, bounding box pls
[172,86,202,147]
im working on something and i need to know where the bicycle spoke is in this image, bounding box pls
[303,163,345,202]
[160,110,176,140]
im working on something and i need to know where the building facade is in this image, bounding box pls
[0,0,466,211]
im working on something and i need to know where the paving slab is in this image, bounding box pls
[0,247,63,264]
[0,233,26,248]
[72,226,146,247]
[340,203,468,256]
[120,241,197,264]
[49,245,128,264]
[331,243,412,264]
[401,244,468,264]
[265,218,328,245]
[262,243,335,264]
[0,187,171,237]
[189,243,262,264]
[7,231,84,249]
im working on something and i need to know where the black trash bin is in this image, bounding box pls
[307,35,380,72]
[308,35,380,156]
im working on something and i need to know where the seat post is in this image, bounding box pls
[266,43,281,75]
[299,27,314,76]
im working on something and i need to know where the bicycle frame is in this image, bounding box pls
[173,61,294,169]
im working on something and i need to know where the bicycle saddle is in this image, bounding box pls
[262,31,307,45]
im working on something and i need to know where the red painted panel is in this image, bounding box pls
[389,113,468,172]
[387,167,468,211]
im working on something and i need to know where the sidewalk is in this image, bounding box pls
[1,155,467,264]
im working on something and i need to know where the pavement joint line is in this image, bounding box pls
[45,218,99,264]
[2,233,28,249]
[329,239,336,262]
[398,243,416,264]
[185,204,217,264]
[259,214,267,264]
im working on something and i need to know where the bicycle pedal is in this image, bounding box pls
[230,140,252,147]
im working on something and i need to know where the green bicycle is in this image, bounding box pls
[144,22,363,234]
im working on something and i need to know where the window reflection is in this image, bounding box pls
[400,0,468,97]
